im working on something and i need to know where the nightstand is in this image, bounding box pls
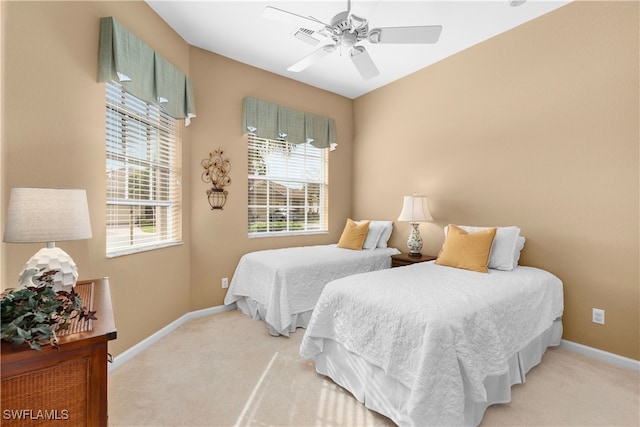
[391,253,437,268]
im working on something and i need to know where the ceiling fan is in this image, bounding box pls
[262,0,443,80]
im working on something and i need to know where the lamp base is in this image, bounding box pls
[406,222,424,258]
[18,246,78,291]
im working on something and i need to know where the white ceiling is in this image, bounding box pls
[146,0,571,99]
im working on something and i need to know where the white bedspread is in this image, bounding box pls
[300,261,564,426]
[224,244,400,336]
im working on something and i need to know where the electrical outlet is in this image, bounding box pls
[592,308,605,325]
[221,277,229,288]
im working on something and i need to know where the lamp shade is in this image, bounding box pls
[397,194,433,223]
[3,187,92,243]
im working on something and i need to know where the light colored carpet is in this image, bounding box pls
[108,310,640,426]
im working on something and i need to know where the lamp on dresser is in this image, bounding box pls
[3,187,92,290]
[397,193,433,257]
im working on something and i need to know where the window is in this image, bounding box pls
[248,134,328,236]
[106,81,182,256]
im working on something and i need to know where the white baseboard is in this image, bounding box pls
[109,310,639,373]
[108,303,236,373]
[561,339,640,371]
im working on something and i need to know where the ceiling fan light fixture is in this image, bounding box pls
[341,31,357,48]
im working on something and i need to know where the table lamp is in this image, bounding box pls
[397,193,433,257]
[3,187,92,290]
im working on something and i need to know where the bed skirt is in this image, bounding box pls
[236,297,312,336]
[312,318,563,426]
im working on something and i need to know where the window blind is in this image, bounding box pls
[248,134,328,236]
[106,81,182,256]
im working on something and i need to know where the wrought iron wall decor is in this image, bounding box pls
[201,148,231,210]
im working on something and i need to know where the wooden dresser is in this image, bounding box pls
[1,278,117,427]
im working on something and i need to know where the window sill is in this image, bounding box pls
[106,240,184,258]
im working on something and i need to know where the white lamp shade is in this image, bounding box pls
[3,187,92,243]
[4,188,92,290]
[397,195,434,222]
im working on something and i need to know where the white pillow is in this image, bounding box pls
[513,236,526,267]
[444,225,522,271]
[375,221,394,248]
[358,220,386,250]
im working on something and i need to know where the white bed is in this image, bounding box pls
[224,244,400,336]
[300,260,564,426]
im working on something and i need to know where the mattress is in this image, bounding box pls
[300,261,564,426]
[224,244,400,336]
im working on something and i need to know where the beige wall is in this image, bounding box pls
[352,1,639,360]
[187,47,353,310]
[1,1,193,356]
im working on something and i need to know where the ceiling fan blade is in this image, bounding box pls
[262,6,328,32]
[287,44,336,72]
[350,46,379,80]
[368,25,443,44]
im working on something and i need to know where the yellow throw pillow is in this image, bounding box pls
[435,224,497,273]
[337,218,370,250]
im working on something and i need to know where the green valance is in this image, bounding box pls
[242,97,337,149]
[98,17,196,125]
